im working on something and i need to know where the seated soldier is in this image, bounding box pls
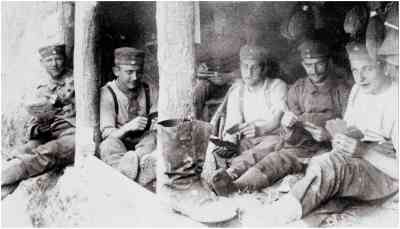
[193,62,241,120]
[202,44,288,194]
[209,39,352,196]
[244,43,398,226]
[2,44,75,197]
[99,47,158,187]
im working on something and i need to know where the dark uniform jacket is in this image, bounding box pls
[283,75,351,147]
[27,69,75,140]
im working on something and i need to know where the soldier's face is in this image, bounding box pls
[114,64,142,90]
[41,54,65,78]
[302,57,329,83]
[350,58,386,94]
[240,59,265,87]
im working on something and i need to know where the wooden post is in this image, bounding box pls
[156,1,196,193]
[61,2,75,65]
[73,2,100,166]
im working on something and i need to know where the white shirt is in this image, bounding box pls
[344,81,398,151]
[225,77,288,133]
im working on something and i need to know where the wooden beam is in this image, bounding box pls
[73,2,100,165]
[155,1,197,194]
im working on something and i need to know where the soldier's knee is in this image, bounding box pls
[309,152,342,168]
[307,152,344,179]
[99,137,127,159]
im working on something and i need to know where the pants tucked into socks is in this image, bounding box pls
[233,147,306,191]
[290,152,398,217]
[226,135,281,179]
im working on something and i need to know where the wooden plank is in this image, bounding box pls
[73,2,100,163]
[155,1,197,194]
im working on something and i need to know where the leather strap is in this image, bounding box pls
[107,85,119,116]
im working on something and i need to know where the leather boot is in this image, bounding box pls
[158,118,212,189]
[209,168,238,196]
[233,167,270,192]
[158,118,238,223]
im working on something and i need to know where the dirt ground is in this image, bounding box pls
[212,174,399,227]
[2,166,398,227]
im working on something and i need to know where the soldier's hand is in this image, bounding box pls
[240,138,254,151]
[370,141,396,157]
[332,134,364,158]
[304,122,330,142]
[213,146,238,159]
[281,111,298,128]
[125,116,148,132]
[239,122,258,138]
[36,122,52,134]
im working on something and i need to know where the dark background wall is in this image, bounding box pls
[96,2,358,85]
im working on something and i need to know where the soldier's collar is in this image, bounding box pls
[115,79,142,97]
[48,77,66,90]
[244,77,269,93]
[48,69,69,89]
[306,76,336,94]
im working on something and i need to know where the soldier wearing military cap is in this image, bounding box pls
[99,47,158,187]
[2,44,75,197]
[243,42,398,226]
[207,39,352,196]
[203,44,288,195]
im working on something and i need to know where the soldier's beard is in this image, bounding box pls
[309,73,328,84]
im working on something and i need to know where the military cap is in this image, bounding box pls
[287,5,315,40]
[298,40,329,59]
[343,5,369,37]
[38,44,66,59]
[239,45,269,63]
[114,47,145,66]
[345,42,374,61]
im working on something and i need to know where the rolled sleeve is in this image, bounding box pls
[269,79,288,118]
[100,87,118,139]
[287,80,303,116]
[284,80,306,144]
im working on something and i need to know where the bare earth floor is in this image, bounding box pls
[2,158,398,227]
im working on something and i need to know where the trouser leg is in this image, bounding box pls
[5,140,43,161]
[99,137,128,168]
[193,80,212,120]
[234,148,306,191]
[133,131,157,158]
[23,134,75,176]
[290,152,399,217]
[99,136,138,180]
[227,135,281,179]
[2,134,75,185]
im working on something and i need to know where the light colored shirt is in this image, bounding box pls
[224,77,288,134]
[100,80,158,139]
[344,81,398,151]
